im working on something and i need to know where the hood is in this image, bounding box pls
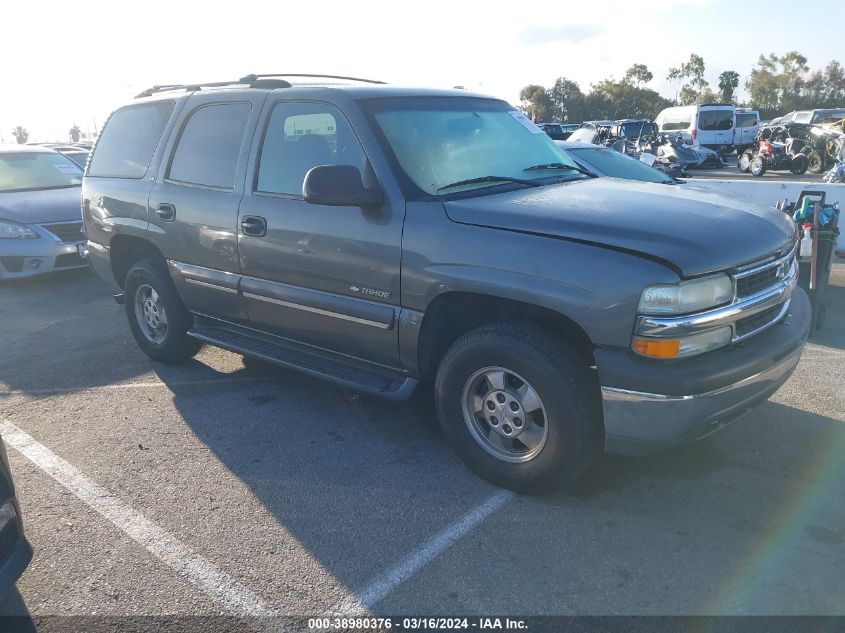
[444,178,797,277]
[0,186,83,225]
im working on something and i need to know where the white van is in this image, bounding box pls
[654,104,737,150]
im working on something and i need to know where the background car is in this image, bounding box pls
[537,122,581,140]
[0,146,87,280]
[555,141,678,184]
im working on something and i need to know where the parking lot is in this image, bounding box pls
[0,262,843,624]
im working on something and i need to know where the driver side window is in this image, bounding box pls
[256,102,367,196]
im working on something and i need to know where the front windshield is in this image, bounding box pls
[0,151,82,192]
[568,147,673,184]
[365,97,580,196]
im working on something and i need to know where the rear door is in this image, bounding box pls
[236,99,404,367]
[697,106,734,147]
[148,91,266,321]
[735,112,759,146]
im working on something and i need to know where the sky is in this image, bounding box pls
[2,0,843,143]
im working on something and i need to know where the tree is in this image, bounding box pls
[518,84,553,122]
[718,70,739,102]
[12,126,29,144]
[624,64,653,88]
[746,51,812,118]
[69,124,81,143]
[547,77,585,122]
[587,79,672,120]
[667,54,708,104]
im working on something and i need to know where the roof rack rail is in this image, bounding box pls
[134,73,386,99]
[135,77,293,99]
[238,73,386,85]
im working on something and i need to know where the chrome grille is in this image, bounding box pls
[41,221,84,243]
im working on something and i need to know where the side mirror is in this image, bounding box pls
[302,165,383,208]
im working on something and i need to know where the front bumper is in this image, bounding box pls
[599,285,811,455]
[0,224,87,280]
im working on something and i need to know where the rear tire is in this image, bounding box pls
[790,153,809,175]
[124,259,201,363]
[807,150,824,174]
[434,321,601,493]
[750,156,767,177]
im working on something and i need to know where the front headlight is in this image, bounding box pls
[0,220,39,240]
[638,273,733,315]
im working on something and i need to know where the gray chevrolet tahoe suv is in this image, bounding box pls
[82,74,810,492]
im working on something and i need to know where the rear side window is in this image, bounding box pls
[699,109,733,131]
[256,102,367,196]
[168,103,251,189]
[736,113,758,128]
[88,102,174,178]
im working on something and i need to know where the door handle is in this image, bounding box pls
[155,203,176,222]
[240,215,267,237]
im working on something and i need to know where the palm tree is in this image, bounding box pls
[69,124,81,143]
[12,126,29,144]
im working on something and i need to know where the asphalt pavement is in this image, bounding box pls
[0,257,842,625]
[687,155,827,181]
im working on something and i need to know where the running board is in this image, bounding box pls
[188,321,417,400]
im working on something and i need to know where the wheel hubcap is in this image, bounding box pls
[461,367,549,463]
[134,284,168,344]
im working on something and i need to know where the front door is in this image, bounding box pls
[237,100,404,368]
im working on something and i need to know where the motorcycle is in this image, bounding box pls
[739,137,809,176]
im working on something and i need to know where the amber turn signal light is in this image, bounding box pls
[632,337,681,358]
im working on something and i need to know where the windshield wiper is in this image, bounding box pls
[524,162,597,178]
[437,175,542,192]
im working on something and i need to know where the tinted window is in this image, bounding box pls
[818,109,845,123]
[168,103,250,189]
[736,113,758,128]
[698,109,733,131]
[88,102,174,178]
[257,102,367,196]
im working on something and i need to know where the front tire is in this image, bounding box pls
[124,259,202,363]
[738,150,752,172]
[434,321,601,493]
[750,156,767,177]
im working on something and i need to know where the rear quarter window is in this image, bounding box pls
[658,112,692,131]
[87,101,174,178]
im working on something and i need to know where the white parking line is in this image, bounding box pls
[0,420,275,617]
[0,376,277,397]
[335,490,513,615]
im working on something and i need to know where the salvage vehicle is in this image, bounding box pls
[83,75,811,492]
[0,432,33,600]
[0,146,87,280]
[738,130,809,176]
[653,132,723,169]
